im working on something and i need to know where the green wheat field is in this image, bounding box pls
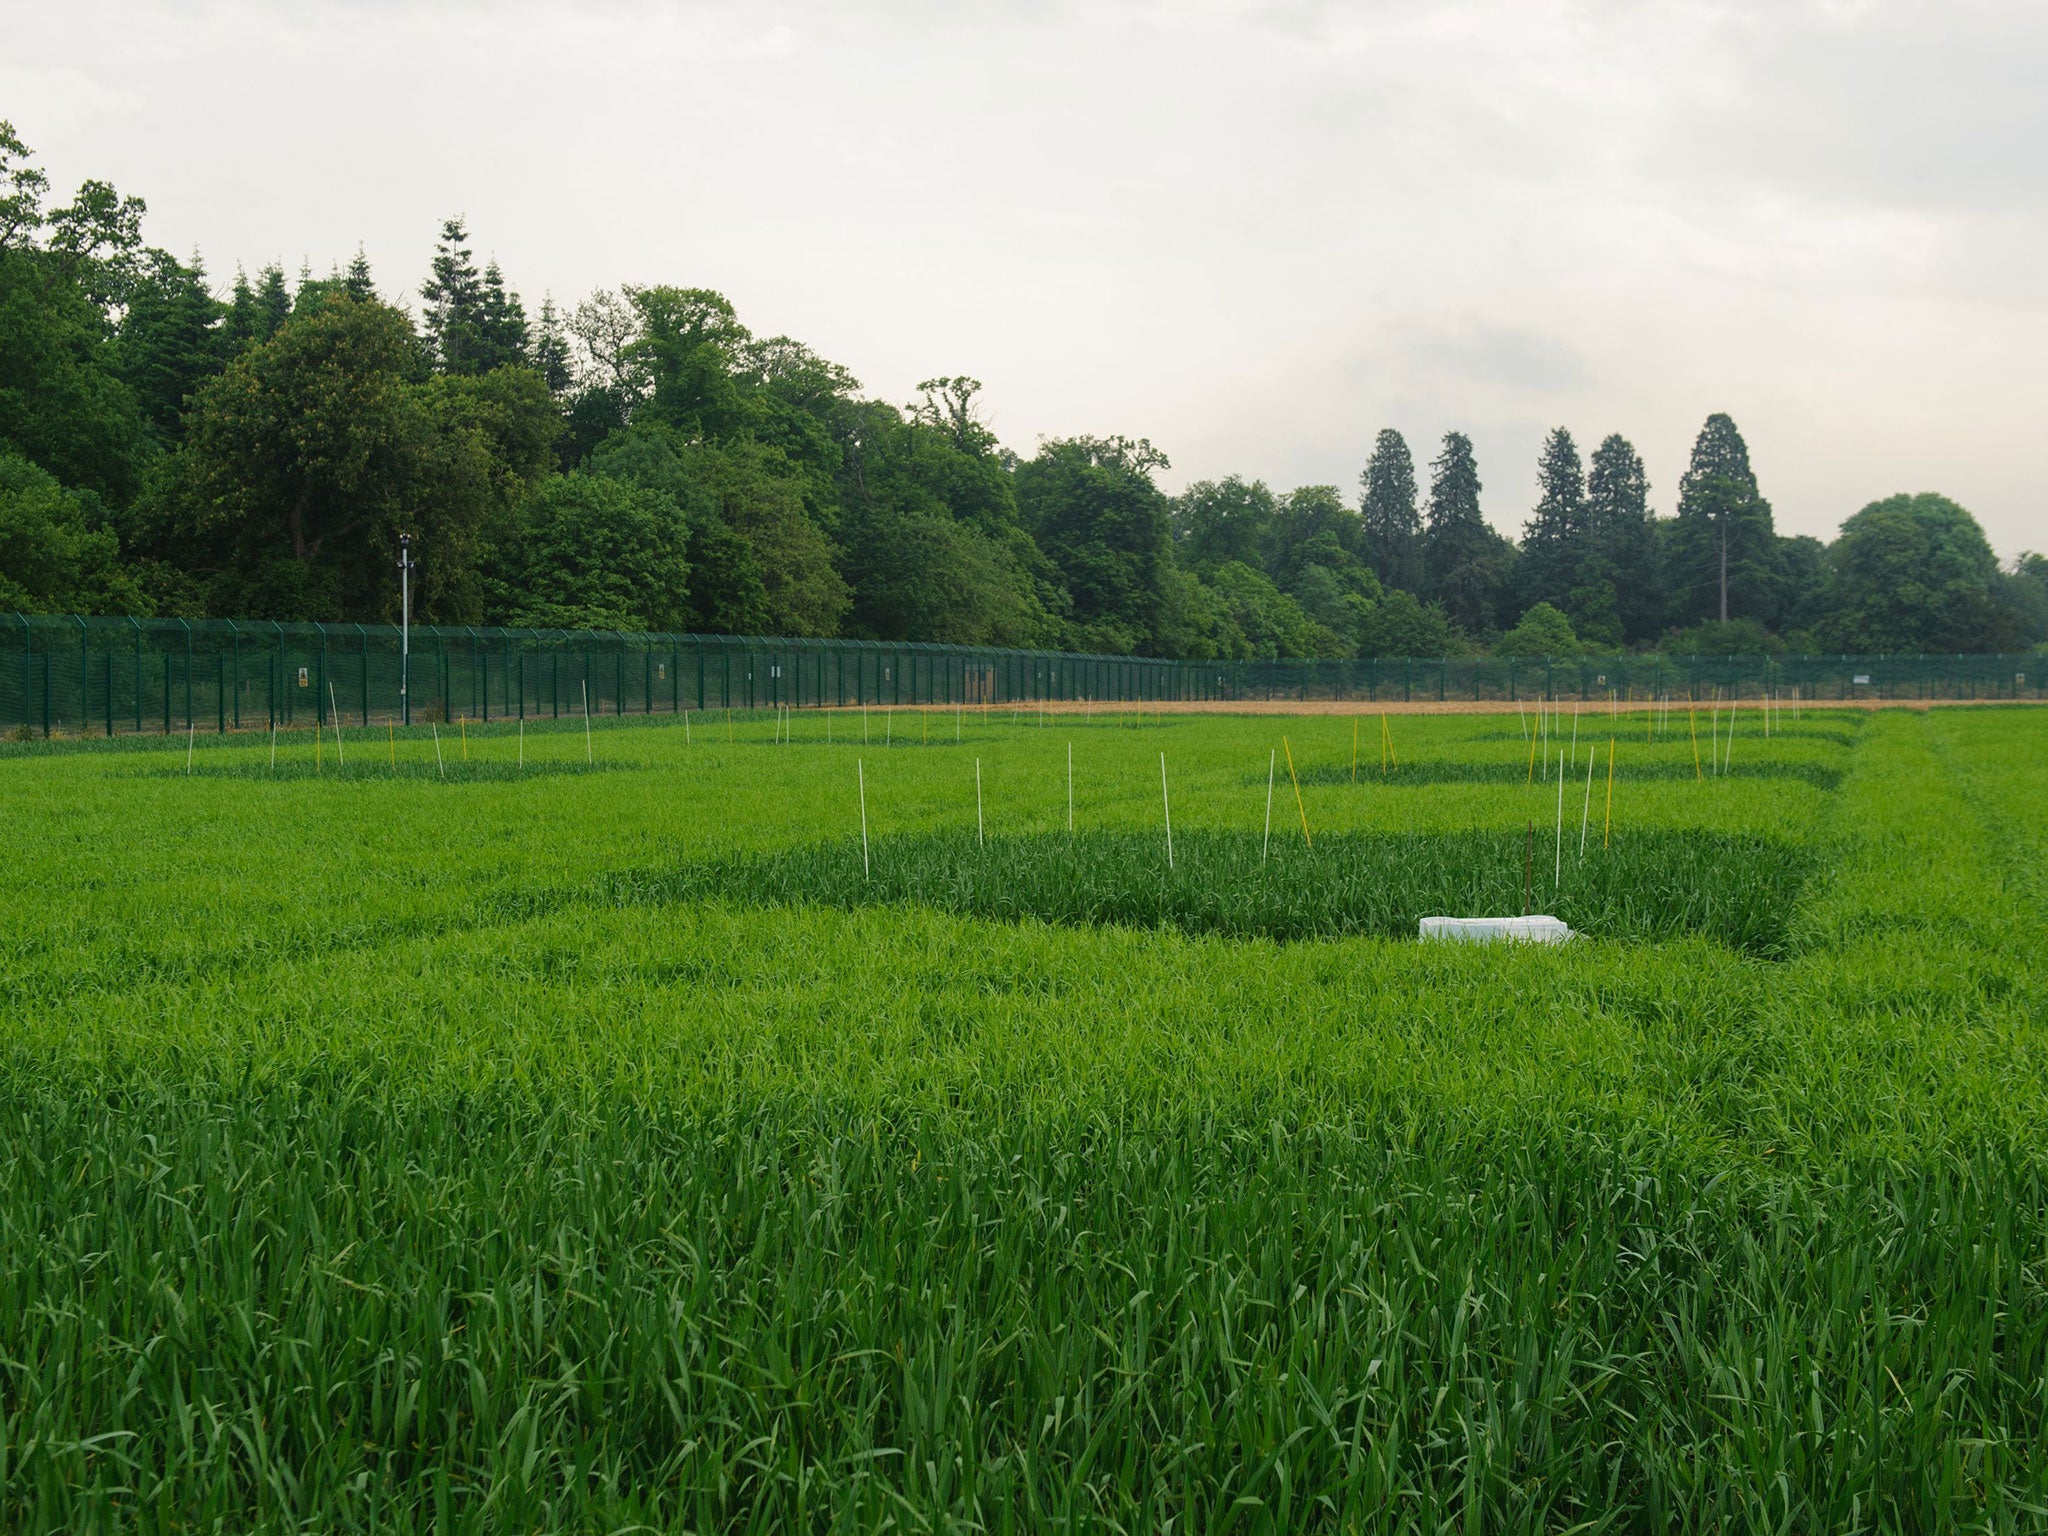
[2,702,2044,1532]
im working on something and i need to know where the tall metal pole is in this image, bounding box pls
[398,534,414,726]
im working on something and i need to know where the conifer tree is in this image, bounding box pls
[1422,431,1501,633]
[253,263,291,341]
[530,294,574,395]
[341,246,375,302]
[1517,427,1585,616]
[476,259,528,369]
[1670,413,1775,625]
[1583,433,1657,643]
[1358,428,1421,591]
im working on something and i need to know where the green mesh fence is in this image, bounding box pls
[2,613,2040,738]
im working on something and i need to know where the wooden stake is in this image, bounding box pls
[1282,735,1312,848]
[1603,738,1615,848]
[1160,752,1173,870]
[857,759,870,878]
[1523,821,1534,915]
[1263,748,1275,863]
[1579,744,1595,859]
[1554,751,1564,887]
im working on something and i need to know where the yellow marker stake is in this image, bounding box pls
[1604,738,1616,847]
[1688,709,1701,780]
[1282,735,1313,848]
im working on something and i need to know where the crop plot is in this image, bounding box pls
[0,704,2043,1530]
[650,827,1810,955]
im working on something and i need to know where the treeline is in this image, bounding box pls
[4,121,2045,658]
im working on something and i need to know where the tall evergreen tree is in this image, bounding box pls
[476,259,528,369]
[253,263,291,341]
[421,217,481,371]
[1422,431,1506,634]
[530,295,574,396]
[1517,427,1585,618]
[116,250,229,446]
[341,246,375,302]
[1358,428,1421,591]
[1582,433,1657,644]
[421,218,526,374]
[1670,412,1775,625]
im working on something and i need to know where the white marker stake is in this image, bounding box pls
[862,703,869,745]
[685,711,691,746]
[1263,748,1276,863]
[1579,743,1595,858]
[1067,741,1074,832]
[1554,750,1564,886]
[1725,696,1735,773]
[1160,752,1174,871]
[1570,706,1578,771]
[857,758,870,879]
[328,683,346,768]
[582,680,592,764]
[1518,704,1526,740]
[432,721,444,777]
[975,758,984,847]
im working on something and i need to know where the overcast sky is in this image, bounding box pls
[5,0,2043,556]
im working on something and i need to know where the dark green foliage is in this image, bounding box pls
[649,827,1811,957]
[1017,435,1174,654]
[1422,429,1512,635]
[113,250,230,447]
[1582,433,1657,645]
[1517,427,1586,619]
[481,472,693,632]
[1499,599,1581,657]
[155,297,555,621]
[1821,493,2017,653]
[1670,413,1776,627]
[1172,474,1277,571]
[421,217,528,374]
[1358,428,1422,591]
[0,453,146,614]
